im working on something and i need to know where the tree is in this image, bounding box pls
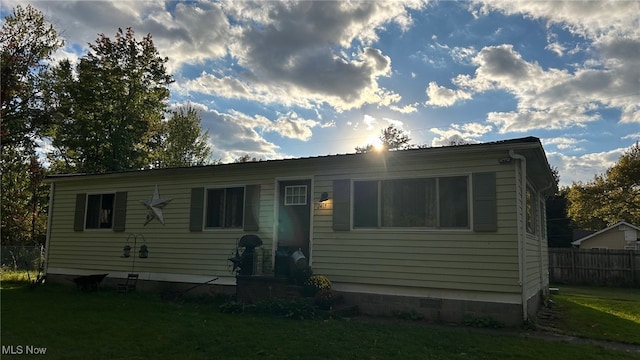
[1,5,61,246]
[1,148,48,246]
[355,125,414,153]
[546,187,573,247]
[234,154,260,163]
[156,105,212,167]
[1,4,64,151]
[567,143,640,230]
[48,27,173,174]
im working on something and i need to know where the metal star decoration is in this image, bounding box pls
[228,248,243,273]
[140,185,172,225]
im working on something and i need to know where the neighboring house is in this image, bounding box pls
[571,222,640,250]
[44,136,556,325]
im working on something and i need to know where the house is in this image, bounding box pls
[43,136,556,325]
[571,222,640,250]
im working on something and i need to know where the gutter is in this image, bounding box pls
[43,182,55,276]
[509,149,528,322]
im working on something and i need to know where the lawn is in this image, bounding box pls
[551,285,640,344]
[1,275,639,360]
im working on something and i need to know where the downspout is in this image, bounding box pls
[509,150,528,321]
[539,181,555,295]
[43,182,55,276]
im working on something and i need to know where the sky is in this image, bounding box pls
[3,1,639,186]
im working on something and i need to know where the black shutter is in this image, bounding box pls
[243,185,260,231]
[473,172,497,232]
[189,188,205,232]
[74,193,87,231]
[113,192,127,232]
[333,180,351,231]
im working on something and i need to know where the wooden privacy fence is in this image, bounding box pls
[549,248,640,287]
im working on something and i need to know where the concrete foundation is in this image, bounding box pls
[46,273,235,298]
[47,273,535,326]
[340,291,524,326]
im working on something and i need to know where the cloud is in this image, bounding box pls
[429,41,639,131]
[15,0,229,74]
[198,108,282,163]
[450,46,477,65]
[429,122,492,146]
[542,137,585,151]
[459,1,640,126]
[389,102,419,114]
[266,112,321,141]
[622,133,640,141]
[425,82,472,107]
[486,106,600,133]
[222,1,426,111]
[363,115,377,130]
[547,147,626,187]
[469,1,640,40]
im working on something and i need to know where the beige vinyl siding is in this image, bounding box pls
[524,233,542,298]
[47,146,539,298]
[47,171,277,279]
[522,187,548,299]
[578,229,636,249]
[311,150,522,295]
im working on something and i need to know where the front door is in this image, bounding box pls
[277,180,311,259]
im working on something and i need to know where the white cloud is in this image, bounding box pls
[198,108,283,163]
[425,82,472,107]
[266,113,320,141]
[457,1,640,127]
[363,115,377,130]
[389,103,419,114]
[547,147,625,187]
[450,46,477,64]
[383,117,406,130]
[429,123,492,146]
[469,1,640,40]
[429,41,639,131]
[622,133,640,141]
[542,137,585,151]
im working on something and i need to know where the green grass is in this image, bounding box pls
[552,286,640,344]
[1,277,639,360]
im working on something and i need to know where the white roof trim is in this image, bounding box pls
[571,221,640,246]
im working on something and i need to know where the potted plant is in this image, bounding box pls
[314,288,338,310]
[302,274,331,297]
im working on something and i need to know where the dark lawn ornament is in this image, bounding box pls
[228,235,263,276]
[139,244,149,258]
[122,245,132,258]
[121,234,148,275]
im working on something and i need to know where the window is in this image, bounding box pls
[85,194,115,229]
[353,176,469,229]
[205,187,244,228]
[526,186,537,234]
[284,185,307,205]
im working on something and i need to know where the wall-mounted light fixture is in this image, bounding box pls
[319,192,330,202]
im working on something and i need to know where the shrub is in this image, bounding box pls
[314,289,338,310]
[462,315,504,329]
[221,298,317,320]
[392,309,424,321]
[219,301,244,314]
